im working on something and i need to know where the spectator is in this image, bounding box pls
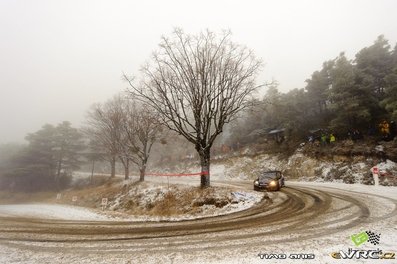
[379,120,390,140]
[321,134,327,146]
[329,133,336,144]
[352,129,362,141]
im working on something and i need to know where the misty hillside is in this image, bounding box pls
[1,32,397,192]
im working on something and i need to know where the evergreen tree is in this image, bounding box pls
[355,35,393,99]
[1,122,84,191]
[305,60,334,129]
[281,88,311,139]
[305,60,333,114]
[381,44,397,120]
[329,53,372,134]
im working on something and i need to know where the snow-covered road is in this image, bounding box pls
[0,181,396,264]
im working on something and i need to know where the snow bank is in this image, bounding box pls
[103,181,264,222]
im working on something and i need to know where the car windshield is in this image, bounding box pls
[259,172,278,181]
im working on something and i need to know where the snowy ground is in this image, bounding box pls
[0,204,110,221]
[0,181,396,264]
[216,182,397,264]
[0,188,263,222]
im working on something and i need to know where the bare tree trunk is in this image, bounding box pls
[56,154,63,188]
[118,155,130,180]
[90,159,95,184]
[139,167,145,182]
[56,159,62,181]
[50,165,58,190]
[110,155,116,178]
[199,148,210,188]
[124,159,129,180]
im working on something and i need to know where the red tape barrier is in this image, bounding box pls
[379,172,397,178]
[145,171,209,177]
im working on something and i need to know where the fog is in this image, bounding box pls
[1,0,396,143]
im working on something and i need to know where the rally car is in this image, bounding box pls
[254,170,285,191]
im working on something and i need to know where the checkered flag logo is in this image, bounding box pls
[365,231,381,245]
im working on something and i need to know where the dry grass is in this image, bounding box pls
[119,185,234,217]
[162,187,231,215]
[152,192,179,216]
[53,179,126,208]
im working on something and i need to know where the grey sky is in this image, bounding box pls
[1,0,396,143]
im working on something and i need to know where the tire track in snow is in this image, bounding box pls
[0,182,395,256]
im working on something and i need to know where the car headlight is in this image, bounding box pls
[254,180,259,185]
[269,180,277,186]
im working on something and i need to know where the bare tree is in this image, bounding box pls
[125,29,262,187]
[85,95,127,179]
[122,101,162,181]
[85,139,105,184]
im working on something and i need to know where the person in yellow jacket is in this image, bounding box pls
[379,120,390,140]
[330,133,336,144]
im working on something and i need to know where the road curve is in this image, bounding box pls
[0,181,396,256]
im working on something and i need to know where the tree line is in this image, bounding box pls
[227,35,397,145]
[0,96,162,191]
